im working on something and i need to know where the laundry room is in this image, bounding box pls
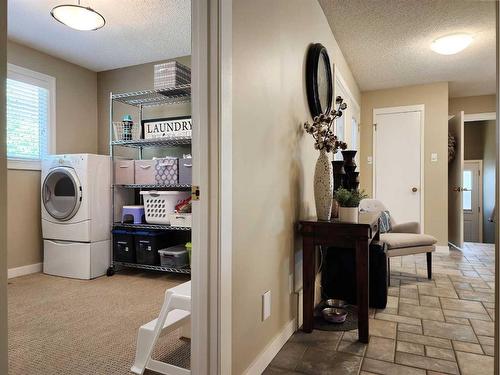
[5,1,199,373]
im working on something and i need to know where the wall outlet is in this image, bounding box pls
[262,290,271,321]
[367,156,373,165]
[431,153,438,162]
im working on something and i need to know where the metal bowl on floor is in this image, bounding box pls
[322,307,348,323]
[325,299,345,308]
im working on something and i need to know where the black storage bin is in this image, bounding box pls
[134,231,174,265]
[112,229,136,263]
[321,241,388,309]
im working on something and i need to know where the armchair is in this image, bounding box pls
[359,199,437,284]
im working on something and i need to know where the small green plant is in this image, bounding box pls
[334,188,368,208]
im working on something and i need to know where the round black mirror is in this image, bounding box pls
[306,43,333,118]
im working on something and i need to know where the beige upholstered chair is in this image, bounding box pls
[359,199,437,283]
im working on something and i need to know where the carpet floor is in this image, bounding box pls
[8,270,191,375]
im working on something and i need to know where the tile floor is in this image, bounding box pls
[265,243,495,375]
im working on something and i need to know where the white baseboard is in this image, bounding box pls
[243,319,296,375]
[8,262,42,279]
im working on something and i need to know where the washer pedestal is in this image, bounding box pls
[43,239,110,280]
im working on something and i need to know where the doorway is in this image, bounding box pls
[449,113,496,248]
[373,105,424,225]
[463,160,483,242]
[4,1,225,374]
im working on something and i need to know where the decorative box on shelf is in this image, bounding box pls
[169,213,192,228]
[154,61,191,90]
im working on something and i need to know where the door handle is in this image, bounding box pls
[412,187,418,193]
[453,186,462,192]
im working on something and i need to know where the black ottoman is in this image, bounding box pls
[321,241,388,309]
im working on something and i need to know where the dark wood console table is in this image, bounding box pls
[298,212,380,343]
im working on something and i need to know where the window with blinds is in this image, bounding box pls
[7,78,49,160]
[6,64,55,169]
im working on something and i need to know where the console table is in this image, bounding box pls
[298,212,380,343]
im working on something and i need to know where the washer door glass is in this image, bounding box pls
[42,167,81,221]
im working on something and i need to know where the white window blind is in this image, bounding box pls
[6,64,55,170]
[7,78,49,160]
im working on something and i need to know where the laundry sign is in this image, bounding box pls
[142,116,192,139]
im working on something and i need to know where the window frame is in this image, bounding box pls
[6,63,56,171]
[334,71,361,166]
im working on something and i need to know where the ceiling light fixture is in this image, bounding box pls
[431,33,472,55]
[51,0,105,31]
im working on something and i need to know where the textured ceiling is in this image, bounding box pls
[318,0,495,97]
[8,0,191,72]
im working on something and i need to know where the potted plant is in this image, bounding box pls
[333,187,368,223]
[303,97,347,221]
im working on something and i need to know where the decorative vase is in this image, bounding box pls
[339,206,359,223]
[331,160,346,191]
[314,149,333,221]
[341,150,358,189]
[341,150,357,171]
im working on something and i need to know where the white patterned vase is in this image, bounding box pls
[314,148,333,221]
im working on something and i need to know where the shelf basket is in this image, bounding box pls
[140,191,190,224]
[113,121,141,141]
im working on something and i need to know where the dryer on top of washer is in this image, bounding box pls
[41,154,111,243]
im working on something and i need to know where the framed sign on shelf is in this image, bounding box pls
[142,116,192,139]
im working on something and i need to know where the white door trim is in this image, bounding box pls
[372,104,425,231]
[191,0,232,373]
[219,0,233,373]
[191,1,210,373]
[463,160,483,243]
[334,70,360,112]
[464,112,496,122]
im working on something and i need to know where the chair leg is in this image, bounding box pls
[387,257,391,286]
[426,252,432,280]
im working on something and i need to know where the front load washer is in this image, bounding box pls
[41,154,111,279]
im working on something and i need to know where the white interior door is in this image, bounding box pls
[463,160,482,243]
[448,112,464,249]
[374,106,423,225]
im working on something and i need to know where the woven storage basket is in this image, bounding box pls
[113,121,141,141]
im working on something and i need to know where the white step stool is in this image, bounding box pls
[131,281,191,375]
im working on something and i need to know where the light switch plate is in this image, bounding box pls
[431,153,438,162]
[262,290,271,321]
[367,156,373,165]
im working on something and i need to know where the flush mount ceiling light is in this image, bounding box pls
[51,0,105,31]
[431,33,473,55]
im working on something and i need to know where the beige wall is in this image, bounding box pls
[6,41,98,269]
[0,0,8,371]
[96,56,191,155]
[360,83,449,245]
[449,95,496,115]
[232,0,360,372]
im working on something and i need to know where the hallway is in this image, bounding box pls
[265,243,494,375]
